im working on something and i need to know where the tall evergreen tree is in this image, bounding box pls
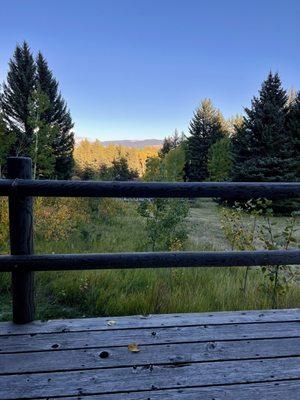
[36,52,74,179]
[27,89,56,179]
[231,72,296,182]
[0,42,36,155]
[185,99,225,181]
[286,91,300,180]
[1,43,74,178]
[0,114,15,177]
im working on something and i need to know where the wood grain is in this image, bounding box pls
[1,321,299,354]
[7,157,35,324]
[50,380,300,400]
[1,357,299,399]
[1,338,299,375]
[0,249,299,272]
[1,310,299,399]
[0,179,299,199]
[1,309,298,335]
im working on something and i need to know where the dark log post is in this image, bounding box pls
[7,157,35,323]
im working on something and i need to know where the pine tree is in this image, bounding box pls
[227,115,244,136]
[0,114,15,177]
[36,52,74,179]
[287,87,297,107]
[1,44,74,179]
[0,42,36,155]
[159,129,183,158]
[207,138,233,181]
[186,99,225,181]
[286,91,300,180]
[231,72,296,182]
[110,157,138,181]
[27,89,56,179]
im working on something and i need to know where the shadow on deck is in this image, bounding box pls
[0,308,299,399]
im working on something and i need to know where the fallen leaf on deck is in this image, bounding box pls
[128,343,140,353]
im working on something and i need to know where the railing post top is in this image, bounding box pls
[7,157,32,180]
[7,156,32,163]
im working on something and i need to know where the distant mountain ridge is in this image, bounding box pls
[102,139,163,148]
[75,137,162,148]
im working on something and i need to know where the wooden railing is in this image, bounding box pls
[0,157,300,324]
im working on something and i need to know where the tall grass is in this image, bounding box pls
[0,198,299,321]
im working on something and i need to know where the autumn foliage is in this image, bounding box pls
[74,139,159,178]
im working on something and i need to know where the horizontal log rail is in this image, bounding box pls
[0,179,300,199]
[0,250,299,272]
[1,157,299,324]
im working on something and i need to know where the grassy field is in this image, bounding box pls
[0,198,299,321]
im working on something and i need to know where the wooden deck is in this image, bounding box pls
[0,309,299,399]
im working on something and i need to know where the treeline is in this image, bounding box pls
[74,139,158,180]
[1,43,299,189]
[145,73,300,188]
[0,42,74,179]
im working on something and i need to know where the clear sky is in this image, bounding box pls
[1,0,300,141]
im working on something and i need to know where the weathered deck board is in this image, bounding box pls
[2,337,299,375]
[0,310,299,399]
[1,308,299,335]
[1,357,300,399]
[52,380,300,400]
[1,321,299,353]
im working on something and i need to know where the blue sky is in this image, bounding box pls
[1,0,300,140]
